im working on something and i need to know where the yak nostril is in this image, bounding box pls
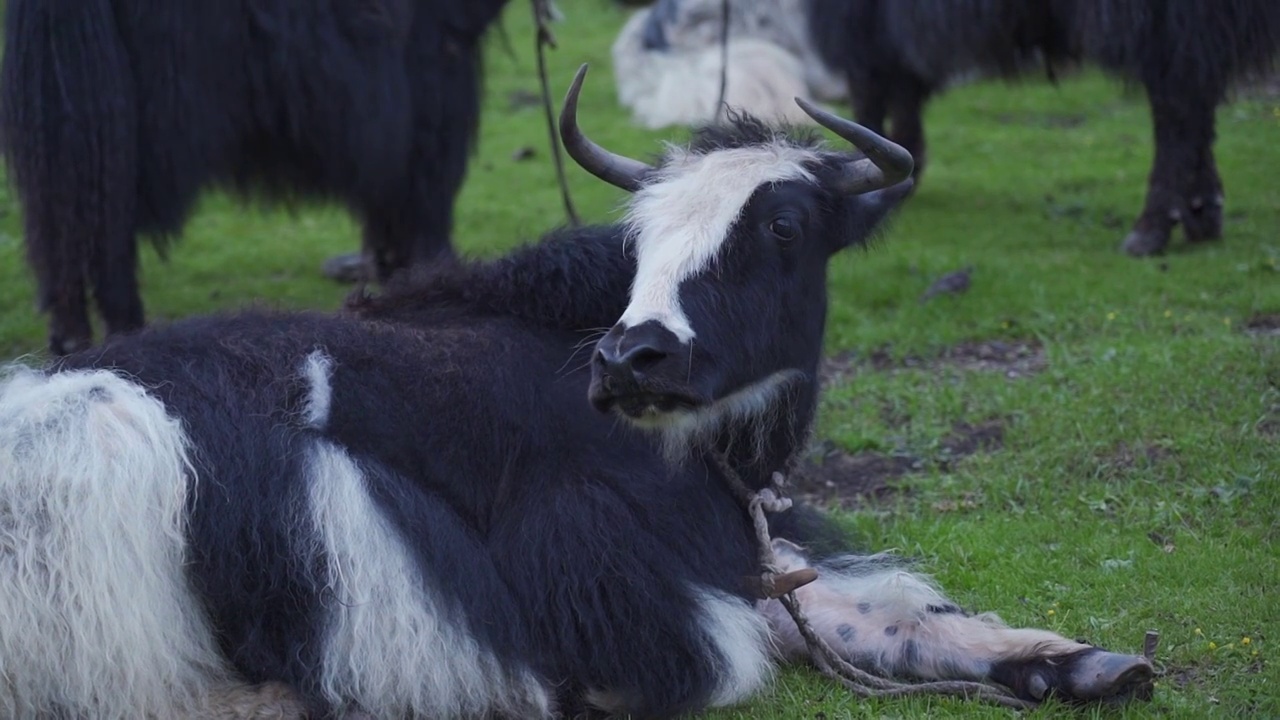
[621,344,667,374]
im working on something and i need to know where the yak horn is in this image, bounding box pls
[560,64,654,193]
[794,97,915,195]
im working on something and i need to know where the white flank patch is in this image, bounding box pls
[301,350,334,429]
[0,366,229,719]
[306,441,552,718]
[621,142,818,342]
[690,586,775,707]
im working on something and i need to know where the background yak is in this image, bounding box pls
[809,0,1280,256]
[0,66,1156,718]
[611,0,847,128]
[0,0,511,356]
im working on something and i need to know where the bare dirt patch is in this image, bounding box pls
[1095,441,1176,481]
[790,442,920,511]
[1243,313,1280,338]
[938,419,1006,467]
[821,340,1047,387]
[791,418,1008,510]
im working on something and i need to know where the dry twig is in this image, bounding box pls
[531,0,580,226]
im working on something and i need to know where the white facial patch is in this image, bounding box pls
[621,141,819,342]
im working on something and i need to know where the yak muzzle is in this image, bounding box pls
[588,321,701,418]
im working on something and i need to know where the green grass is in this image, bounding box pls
[1,3,1277,717]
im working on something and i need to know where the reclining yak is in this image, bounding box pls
[0,66,1154,719]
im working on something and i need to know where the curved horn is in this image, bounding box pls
[794,97,915,195]
[559,64,654,193]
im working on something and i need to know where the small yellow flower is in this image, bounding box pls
[1001,321,1010,329]
[1209,641,1218,650]
[1253,650,1260,657]
[1223,317,1232,327]
[1242,637,1252,645]
[1164,310,1173,318]
[1194,628,1203,636]
[1106,312,1117,321]
[1047,609,1056,616]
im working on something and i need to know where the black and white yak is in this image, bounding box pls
[0,65,1155,719]
[809,0,1280,256]
[0,0,512,357]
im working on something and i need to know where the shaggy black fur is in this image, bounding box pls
[0,0,510,356]
[808,0,1280,256]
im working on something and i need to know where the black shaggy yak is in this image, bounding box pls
[0,65,1156,718]
[0,0,511,356]
[809,0,1280,256]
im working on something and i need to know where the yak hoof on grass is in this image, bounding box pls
[1120,228,1170,257]
[1060,649,1156,703]
[992,648,1154,705]
[322,252,374,284]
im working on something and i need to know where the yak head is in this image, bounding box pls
[560,65,914,448]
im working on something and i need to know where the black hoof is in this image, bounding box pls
[49,335,92,357]
[1060,649,1155,702]
[1181,194,1224,243]
[322,252,374,284]
[1121,228,1170,257]
[990,648,1155,705]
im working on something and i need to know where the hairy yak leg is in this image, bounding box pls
[1121,83,1223,257]
[849,68,930,185]
[760,540,1154,704]
[886,77,931,182]
[88,228,145,341]
[26,212,94,356]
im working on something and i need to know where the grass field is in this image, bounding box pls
[0,3,1276,718]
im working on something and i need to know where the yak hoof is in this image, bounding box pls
[1059,649,1155,703]
[49,335,92,357]
[991,647,1154,705]
[1120,228,1169,257]
[322,252,374,284]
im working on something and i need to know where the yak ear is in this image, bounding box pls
[831,178,915,253]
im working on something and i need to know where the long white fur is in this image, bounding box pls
[760,541,1087,680]
[622,143,818,342]
[305,441,553,718]
[691,587,776,707]
[0,366,229,719]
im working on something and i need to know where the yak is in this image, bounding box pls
[611,0,848,129]
[0,0,512,356]
[809,0,1280,256]
[0,65,1155,718]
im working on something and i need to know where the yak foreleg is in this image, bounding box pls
[760,540,1154,705]
[1122,83,1224,257]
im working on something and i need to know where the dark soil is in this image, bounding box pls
[820,340,1048,387]
[1243,313,1280,338]
[938,419,1006,466]
[790,442,921,511]
[1100,442,1175,477]
[791,418,1008,510]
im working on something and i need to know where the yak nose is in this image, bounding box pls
[594,322,676,382]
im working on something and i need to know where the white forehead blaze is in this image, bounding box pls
[620,141,820,342]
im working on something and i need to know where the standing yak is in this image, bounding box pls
[809,0,1280,257]
[0,0,511,356]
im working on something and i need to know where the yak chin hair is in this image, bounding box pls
[644,369,805,464]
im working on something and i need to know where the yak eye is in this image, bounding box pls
[769,216,798,241]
